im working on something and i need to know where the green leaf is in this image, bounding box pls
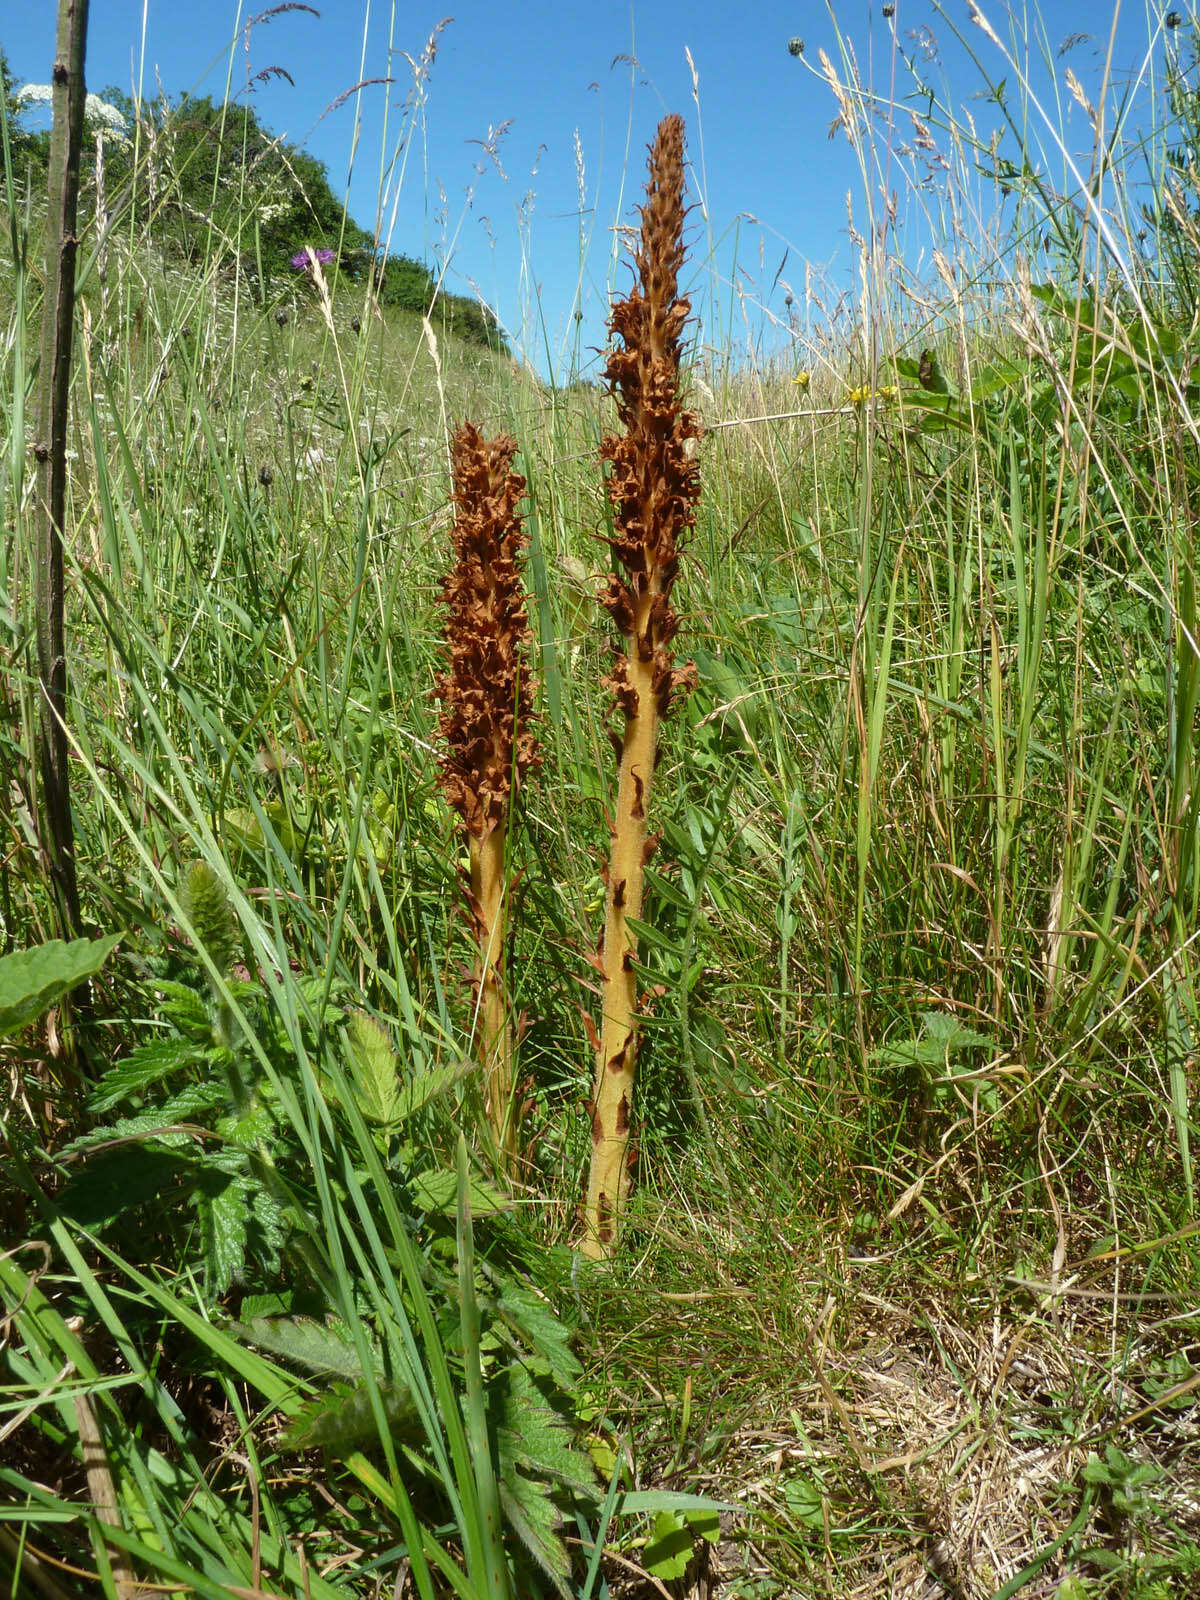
[410,1167,511,1215]
[343,1011,402,1124]
[490,1271,582,1389]
[394,1059,472,1121]
[221,806,265,859]
[0,935,121,1038]
[876,1011,991,1072]
[246,1184,288,1275]
[234,1315,368,1380]
[495,1363,597,1502]
[498,1476,571,1598]
[87,1036,202,1112]
[783,1474,824,1529]
[623,913,683,957]
[152,980,210,1033]
[237,1288,328,1320]
[61,1081,227,1155]
[280,1380,423,1454]
[691,1511,721,1544]
[199,1175,248,1294]
[456,1135,511,1600]
[1054,1580,1090,1600]
[59,1146,194,1226]
[643,1510,693,1581]
[920,1011,991,1051]
[220,1102,276,1149]
[617,1490,733,1515]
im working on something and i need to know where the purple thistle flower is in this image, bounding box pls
[290,247,336,272]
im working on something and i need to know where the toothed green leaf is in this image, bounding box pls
[410,1167,510,1214]
[343,1010,402,1124]
[0,935,120,1038]
[279,1380,422,1454]
[87,1035,203,1112]
[234,1316,368,1381]
[198,1174,247,1294]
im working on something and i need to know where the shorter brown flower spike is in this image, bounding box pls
[435,422,539,1167]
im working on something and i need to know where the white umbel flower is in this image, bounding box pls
[17,83,130,143]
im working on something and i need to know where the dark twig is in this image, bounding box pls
[33,0,89,946]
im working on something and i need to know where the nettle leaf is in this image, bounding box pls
[489,1363,598,1600]
[920,1011,991,1052]
[247,1184,288,1275]
[488,1270,581,1388]
[238,1288,328,1320]
[0,935,121,1039]
[343,1011,401,1124]
[234,1315,368,1380]
[876,1011,991,1072]
[410,1167,510,1215]
[394,1059,472,1120]
[60,1145,195,1226]
[152,980,210,1033]
[88,1036,202,1113]
[280,1380,422,1454]
[297,976,346,1024]
[219,1102,276,1149]
[488,1351,597,1591]
[498,1475,571,1597]
[495,1362,597,1501]
[327,1039,469,1130]
[61,1081,227,1156]
[199,1175,249,1294]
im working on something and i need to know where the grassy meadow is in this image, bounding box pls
[2,8,1200,1598]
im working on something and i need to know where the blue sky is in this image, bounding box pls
[3,3,1188,377]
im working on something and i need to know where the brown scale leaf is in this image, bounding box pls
[434,422,540,837]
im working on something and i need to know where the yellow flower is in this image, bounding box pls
[793,369,810,389]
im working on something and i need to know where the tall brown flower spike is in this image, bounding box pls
[435,422,539,1168]
[582,113,701,1258]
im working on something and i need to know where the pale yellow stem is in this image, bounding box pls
[582,614,659,1258]
[471,821,517,1168]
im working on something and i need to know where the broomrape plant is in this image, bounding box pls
[581,113,700,1259]
[436,118,700,1256]
[435,422,540,1170]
